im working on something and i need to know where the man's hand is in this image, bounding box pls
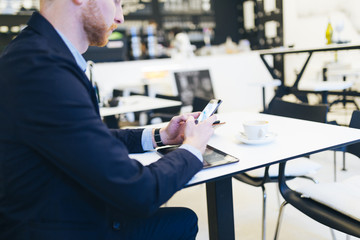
[156,112,201,146]
[182,115,217,153]
[153,112,217,154]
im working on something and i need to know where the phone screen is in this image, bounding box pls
[195,99,222,123]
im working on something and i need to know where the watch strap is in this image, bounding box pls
[154,128,165,147]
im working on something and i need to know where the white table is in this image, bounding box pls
[99,95,182,117]
[130,111,360,240]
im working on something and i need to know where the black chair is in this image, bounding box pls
[128,91,148,124]
[270,98,345,182]
[233,98,329,240]
[173,69,215,107]
[102,89,124,129]
[274,110,360,239]
[324,68,359,110]
[147,94,182,124]
[264,97,328,122]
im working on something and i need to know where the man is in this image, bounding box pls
[0,0,217,239]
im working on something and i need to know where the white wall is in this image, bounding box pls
[283,0,360,87]
[91,52,275,113]
[284,0,360,47]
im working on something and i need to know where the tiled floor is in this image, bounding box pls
[165,103,360,240]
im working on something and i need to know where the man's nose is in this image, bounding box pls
[115,6,124,24]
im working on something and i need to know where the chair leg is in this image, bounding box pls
[274,201,288,240]
[329,228,351,240]
[334,151,337,182]
[354,101,360,110]
[276,187,282,208]
[330,228,336,240]
[261,185,267,240]
[297,175,318,184]
[342,151,347,171]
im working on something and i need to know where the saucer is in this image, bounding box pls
[237,132,277,145]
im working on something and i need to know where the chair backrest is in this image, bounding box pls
[266,98,328,123]
[347,110,360,158]
[173,69,215,106]
[153,94,182,114]
[112,89,124,98]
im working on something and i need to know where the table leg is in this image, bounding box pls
[321,91,328,104]
[262,87,266,112]
[206,177,235,240]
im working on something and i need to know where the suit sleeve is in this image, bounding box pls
[9,52,203,217]
[109,128,145,153]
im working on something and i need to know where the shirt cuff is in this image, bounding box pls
[142,128,154,151]
[179,144,203,162]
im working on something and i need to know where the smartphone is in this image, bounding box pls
[195,99,222,124]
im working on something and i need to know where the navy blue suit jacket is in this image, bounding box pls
[0,12,202,240]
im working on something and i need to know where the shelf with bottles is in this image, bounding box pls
[122,0,215,33]
[160,12,214,18]
[0,0,39,15]
[159,0,213,15]
[0,14,30,53]
[0,14,31,27]
[119,15,215,58]
[122,0,153,16]
[119,23,170,61]
[162,16,215,30]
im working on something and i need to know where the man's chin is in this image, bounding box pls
[90,39,109,48]
[98,41,109,47]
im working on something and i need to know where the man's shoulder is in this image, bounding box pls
[1,28,50,60]
[1,28,75,73]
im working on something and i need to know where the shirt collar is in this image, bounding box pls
[55,29,88,72]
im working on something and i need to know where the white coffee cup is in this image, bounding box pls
[243,120,269,140]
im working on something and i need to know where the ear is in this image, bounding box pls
[73,0,85,6]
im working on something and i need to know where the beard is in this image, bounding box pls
[81,0,117,47]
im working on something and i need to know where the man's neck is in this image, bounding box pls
[40,3,89,54]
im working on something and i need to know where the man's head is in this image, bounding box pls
[81,0,120,47]
[40,0,124,52]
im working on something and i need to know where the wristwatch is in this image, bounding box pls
[154,128,165,147]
